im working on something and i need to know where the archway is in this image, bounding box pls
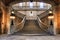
[10,2,52,35]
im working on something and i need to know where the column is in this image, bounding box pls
[0,2,10,34]
[0,2,7,34]
[53,5,60,35]
[6,7,11,34]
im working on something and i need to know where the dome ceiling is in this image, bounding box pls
[1,0,60,6]
[12,2,52,11]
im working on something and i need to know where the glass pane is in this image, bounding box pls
[30,2,33,8]
[40,2,44,8]
[19,3,22,6]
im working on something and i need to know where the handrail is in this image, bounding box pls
[13,6,50,9]
[11,16,26,34]
[37,16,49,32]
[37,16,48,27]
[14,17,26,31]
[15,17,25,27]
[15,11,25,18]
[38,11,48,19]
[37,7,52,19]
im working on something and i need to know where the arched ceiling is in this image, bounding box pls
[1,0,60,6]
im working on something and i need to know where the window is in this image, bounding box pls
[19,3,22,7]
[40,2,44,8]
[30,2,33,8]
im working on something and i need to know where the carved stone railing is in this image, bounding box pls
[10,17,26,34]
[12,6,50,10]
[37,16,54,34]
[15,11,25,18]
[37,16,49,32]
[38,10,49,19]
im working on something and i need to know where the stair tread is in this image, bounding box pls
[13,20,50,35]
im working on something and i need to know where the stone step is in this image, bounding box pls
[13,20,50,35]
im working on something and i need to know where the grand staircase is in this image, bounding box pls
[12,8,53,35]
[13,20,51,36]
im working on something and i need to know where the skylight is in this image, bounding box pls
[30,2,33,8]
[40,2,44,8]
[12,2,52,10]
[19,3,22,6]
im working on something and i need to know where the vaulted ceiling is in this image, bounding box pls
[1,0,60,6]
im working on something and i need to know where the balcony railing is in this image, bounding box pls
[10,16,26,34]
[37,16,49,32]
[12,6,51,10]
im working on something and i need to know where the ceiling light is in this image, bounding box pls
[12,11,14,14]
[40,2,44,8]
[49,11,52,13]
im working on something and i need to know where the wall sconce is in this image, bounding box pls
[48,16,54,19]
[11,9,15,14]
[48,14,54,19]
[48,10,54,34]
[10,14,15,19]
[11,11,14,14]
[49,10,52,13]
[48,10,54,19]
[10,10,15,26]
[10,10,15,19]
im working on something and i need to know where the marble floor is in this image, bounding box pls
[0,34,60,40]
[0,20,59,40]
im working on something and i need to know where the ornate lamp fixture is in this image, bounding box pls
[48,10,54,19]
[10,9,15,25]
[10,9,15,19]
